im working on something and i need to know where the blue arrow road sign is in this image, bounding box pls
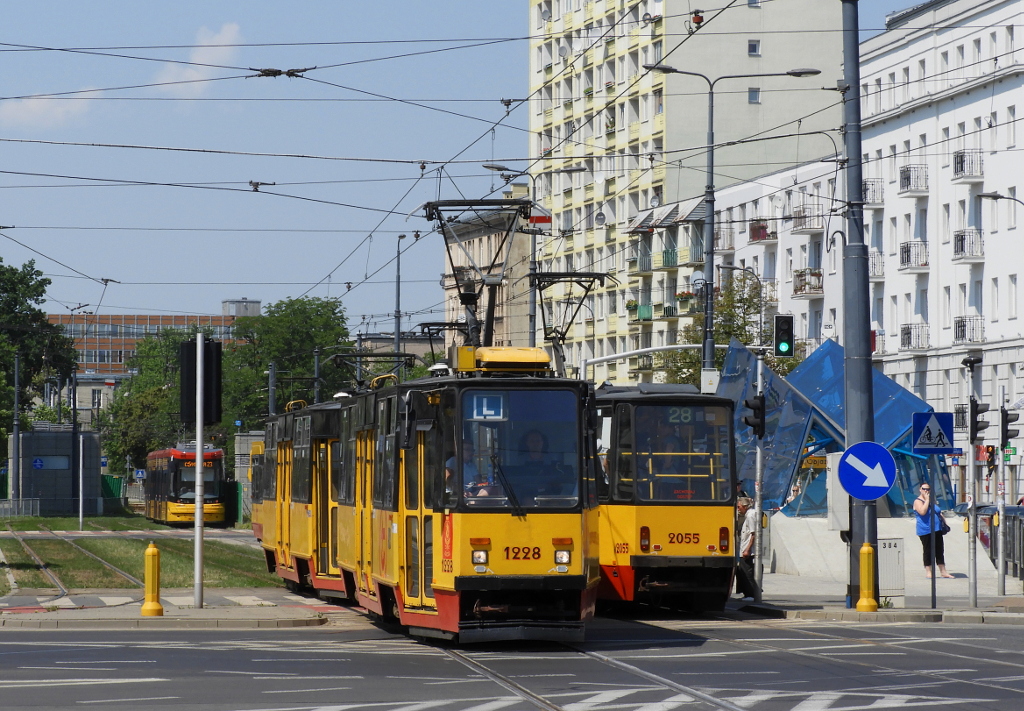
[838,441,898,501]
[32,458,44,470]
[912,412,956,454]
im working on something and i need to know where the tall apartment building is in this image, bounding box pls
[711,0,1024,493]
[527,0,843,380]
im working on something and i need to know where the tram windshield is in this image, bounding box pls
[175,460,222,501]
[623,404,732,503]
[449,389,580,510]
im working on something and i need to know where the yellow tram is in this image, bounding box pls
[252,346,601,642]
[595,384,736,611]
[144,443,227,525]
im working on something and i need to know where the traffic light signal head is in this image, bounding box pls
[1001,406,1020,449]
[985,444,997,469]
[969,396,990,443]
[774,314,795,357]
[742,393,766,439]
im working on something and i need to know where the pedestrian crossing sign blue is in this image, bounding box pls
[912,412,955,454]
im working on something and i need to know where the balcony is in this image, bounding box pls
[863,178,884,207]
[898,165,929,196]
[953,315,985,345]
[899,323,930,351]
[652,249,678,270]
[952,229,984,263]
[627,254,653,275]
[869,250,885,281]
[627,304,653,322]
[792,268,824,298]
[654,303,678,320]
[954,404,969,433]
[629,354,654,373]
[952,149,984,183]
[761,279,779,304]
[714,227,734,252]
[749,220,777,243]
[792,204,824,234]
[676,297,704,316]
[677,245,705,267]
[871,329,886,356]
[898,241,929,272]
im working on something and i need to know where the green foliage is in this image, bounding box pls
[658,273,805,386]
[0,258,77,450]
[26,401,73,425]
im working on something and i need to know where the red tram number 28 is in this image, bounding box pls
[504,546,542,560]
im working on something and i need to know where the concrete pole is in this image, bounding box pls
[754,350,765,588]
[78,433,84,531]
[194,333,205,609]
[313,348,321,405]
[998,385,1007,596]
[969,394,978,608]
[841,0,875,607]
[12,352,20,500]
[395,234,405,364]
[268,361,277,416]
[701,85,716,371]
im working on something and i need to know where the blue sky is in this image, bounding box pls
[0,1,905,334]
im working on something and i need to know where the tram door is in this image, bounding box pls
[278,417,293,567]
[315,440,331,576]
[403,431,436,609]
[356,426,377,600]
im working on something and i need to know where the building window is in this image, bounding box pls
[1008,106,1017,147]
[1010,275,1018,319]
[747,87,761,104]
[992,278,1000,321]
[1009,187,1018,228]
[748,40,760,56]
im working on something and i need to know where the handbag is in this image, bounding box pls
[939,516,951,535]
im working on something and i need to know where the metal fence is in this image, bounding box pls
[0,499,40,518]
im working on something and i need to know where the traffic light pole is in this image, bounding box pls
[969,398,978,608]
[754,350,765,588]
[998,386,1008,596]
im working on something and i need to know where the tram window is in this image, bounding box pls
[405,431,419,510]
[423,515,434,599]
[251,454,264,504]
[406,516,420,597]
[329,442,342,503]
[263,448,278,500]
[292,422,313,505]
[613,404,635,501]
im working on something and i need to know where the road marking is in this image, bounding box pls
[56,660,156,664]
[459,700,521,711]
[98,597,137,606]
[162,596,195,606]
[263,687,351,694]
[818,652,906,656]
[20,667,118,671]
[282,594,312,603]
[38,597,77,608]
[716,689,994,710]
[253,676,364,680]
[633,692,702,711]
[226,595,276,607]
[0,678,167,688]
[563,689,645,710]
[78,697,179,705]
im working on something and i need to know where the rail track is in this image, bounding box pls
[39,526,144,588]
[3,524,69,603]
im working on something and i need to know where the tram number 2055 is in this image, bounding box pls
[504,546,542,560]
[668,532,700,544]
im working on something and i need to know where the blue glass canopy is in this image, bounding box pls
[719,339,954,515]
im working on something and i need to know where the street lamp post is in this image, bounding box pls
[643,64,820,372]
[483,163,585,348]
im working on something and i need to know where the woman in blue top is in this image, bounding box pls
[913,483,953,578]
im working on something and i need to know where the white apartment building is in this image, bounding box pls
[527,0,844,381]
[713,0,1024,478]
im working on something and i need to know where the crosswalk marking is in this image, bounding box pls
[98,597,137,606]
[162,596,195,607]
[39,597,77,608]
[225,595,275,607]
[282,594,313,603]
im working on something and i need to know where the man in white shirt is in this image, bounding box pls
[735,497,761,602]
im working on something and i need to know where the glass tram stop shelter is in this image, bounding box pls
[718,338,954,518]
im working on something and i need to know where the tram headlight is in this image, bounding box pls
[472,550,488,565]
[554,550,571,565]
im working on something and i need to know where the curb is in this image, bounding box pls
[744,604,1024,625]
[0,616,327,629]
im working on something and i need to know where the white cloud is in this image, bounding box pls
[0,93,96,129]
[155,23,243,98]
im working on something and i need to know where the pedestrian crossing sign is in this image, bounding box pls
[912,412,956,454]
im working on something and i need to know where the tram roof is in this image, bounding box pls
[595,382,732,405]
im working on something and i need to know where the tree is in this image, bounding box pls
[0,258,77,452]
[659,273,805,386]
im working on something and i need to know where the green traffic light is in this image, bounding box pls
[778,342,790,353]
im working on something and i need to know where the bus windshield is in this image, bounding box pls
[629,404,732,503]
[448,389,580,510]
[175,461,222,500]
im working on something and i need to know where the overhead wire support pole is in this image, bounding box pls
[840,0,875,608]
[998,385,1007,597]
[754,349,766,589]
[194,333,205,609]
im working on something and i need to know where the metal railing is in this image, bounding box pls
[793,268,824,296]
[900,323,930,350]
[954,404,969,432]
[0,499,41,518]
[748,221,776,242]
[899,241,929,269]
[714,227,734,251]
[792,203,824,232]
[953,315,985,344]
[953,229,984,259]
[953,148,984,180]
[863,178,884,204]
[869,250,885,278]
[899,164,929,193]
[652,249,677,269]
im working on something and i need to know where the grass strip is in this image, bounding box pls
[78,538,280,588]
[0,539,52,589]
[6,515,170,532]
[27,539,137,589]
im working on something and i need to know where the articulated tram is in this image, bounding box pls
[595,384,737,611]
[144,443,227,525]
[252,346,601,642]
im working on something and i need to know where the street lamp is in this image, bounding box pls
[643,63,821,372]
[483,163,586,347]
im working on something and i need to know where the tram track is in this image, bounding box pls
[3,524,69,603]
[39,526,144,588]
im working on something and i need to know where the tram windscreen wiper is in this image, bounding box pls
[490,453,525,518]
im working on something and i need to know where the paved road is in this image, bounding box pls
[1,612,1021,710]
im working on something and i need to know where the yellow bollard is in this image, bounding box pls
[141,542,164,617]
[856,541,878,612]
